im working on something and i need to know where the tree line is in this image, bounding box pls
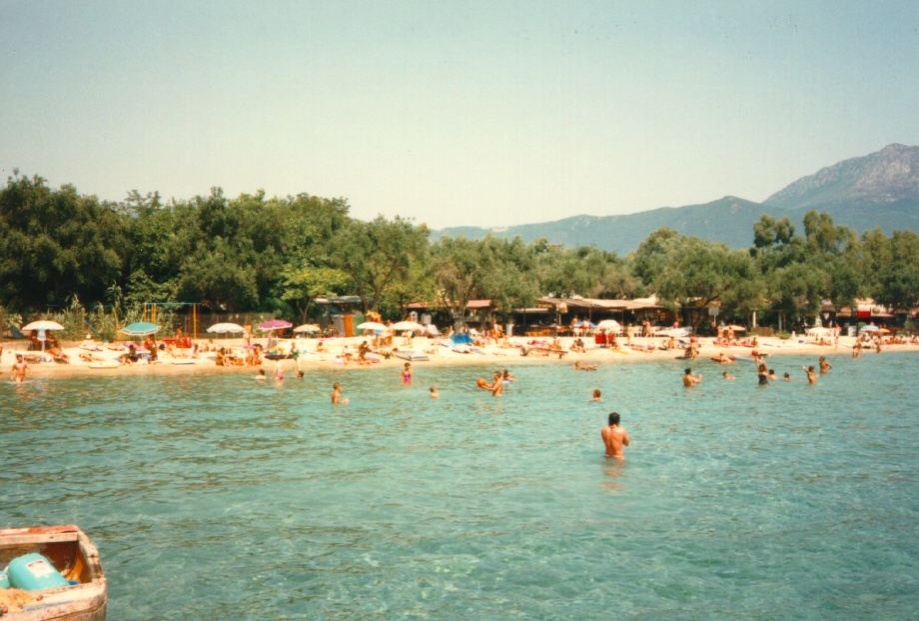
[1,172,918,331]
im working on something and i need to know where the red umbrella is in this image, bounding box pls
[258,319,293,331]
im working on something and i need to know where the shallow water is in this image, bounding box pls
[2,352,917,619]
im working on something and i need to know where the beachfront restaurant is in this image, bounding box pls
[535,295,671,335]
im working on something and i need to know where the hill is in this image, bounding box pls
[432,144,919,254]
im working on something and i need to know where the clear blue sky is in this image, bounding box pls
[2,1,918,229]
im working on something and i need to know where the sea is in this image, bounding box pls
[2,351,917,620]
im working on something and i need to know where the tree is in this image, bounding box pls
[279,265,350,323]
[330,216,429,312]
[874,230,919,309]
[0,173,124,311]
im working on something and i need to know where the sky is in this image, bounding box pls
[2,1,918,229]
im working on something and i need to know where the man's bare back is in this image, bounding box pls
[601,412,630,460]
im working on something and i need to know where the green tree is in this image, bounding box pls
[0,173,125,311]
[330,216,429,312]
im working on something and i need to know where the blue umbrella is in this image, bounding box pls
[121,322,160,336]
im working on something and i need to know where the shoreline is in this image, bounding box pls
[4,334,917,381]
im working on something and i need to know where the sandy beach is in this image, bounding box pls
[4,333,917,381]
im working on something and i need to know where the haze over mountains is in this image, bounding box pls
[433,144,919,255]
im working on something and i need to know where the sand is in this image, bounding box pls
[2,333,916,381]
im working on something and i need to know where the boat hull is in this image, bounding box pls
[0,525,106,620]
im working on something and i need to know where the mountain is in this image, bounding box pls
[432,144,919,254]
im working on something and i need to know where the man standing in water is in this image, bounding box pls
[601,412,630,460]
[10,354,28,383]
[682,368,702,387]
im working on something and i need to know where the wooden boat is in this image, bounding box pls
[0,525,107,620]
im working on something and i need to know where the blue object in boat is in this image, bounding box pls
[7,553,70,590]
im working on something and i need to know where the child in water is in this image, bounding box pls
[402,362,412,385]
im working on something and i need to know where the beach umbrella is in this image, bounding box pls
[392,320,424,332]
[206,323,244,340]
[206,322,245,334]
[356,321,388,331]
[859,325,879,333]
[596,319,621,331]
[259,319,293,331]
[293,323,322,333]
[656,327,690,338]
[574,320,596,329]
[121,322,160,337]
[21,320,66,354]
[22,320,66,332]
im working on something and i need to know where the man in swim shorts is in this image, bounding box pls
[601,412,630,460]
[10,354,28,382]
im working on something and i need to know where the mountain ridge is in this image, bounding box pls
[433,144,919,254]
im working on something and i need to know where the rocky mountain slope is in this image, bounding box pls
[433,144,919,254]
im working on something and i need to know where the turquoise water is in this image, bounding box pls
[2,352,917,619]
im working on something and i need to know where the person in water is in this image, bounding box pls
[803,365,818,385]
[331,382,348,404]
[429,386,439,399]
[476,372,504,397]
[722,370,735,380]
[757,363,769,385]
[818,356,832,375]
[590,388,603,402]
[402,362,412,385]
[10,354,28,383]
[682,368,702,387]
[601,412,630,461]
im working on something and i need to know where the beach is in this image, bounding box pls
[5,332,917,380]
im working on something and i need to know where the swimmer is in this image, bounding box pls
[682,368,702,387]
[722,370,735,380]
[803,365,817,385]
[275,362,284,382]
[601,412,630,461]
[255,369,267,381]
[429,386,439,399]
[10,354,28,383]
[818,356,832,375]
[331,382,348,404]
[476,372,504,397]
[502,369,515,382]
[768,369,777,381]
[757,363,769,386]
[402,362,412,385]
[783,372,791,381]
[590,388,603,402]
[490,371,504,397]
[575,361,598,371]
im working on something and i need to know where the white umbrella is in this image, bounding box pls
[859,325,879,333]
[206,322,245,334]
[22,320,65,332]
[21,320,65,355]
[293,324,322,333]
[391,320,424,331]
[356,321,388,331]
[596,319,621,331]
[656,327,690,338]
